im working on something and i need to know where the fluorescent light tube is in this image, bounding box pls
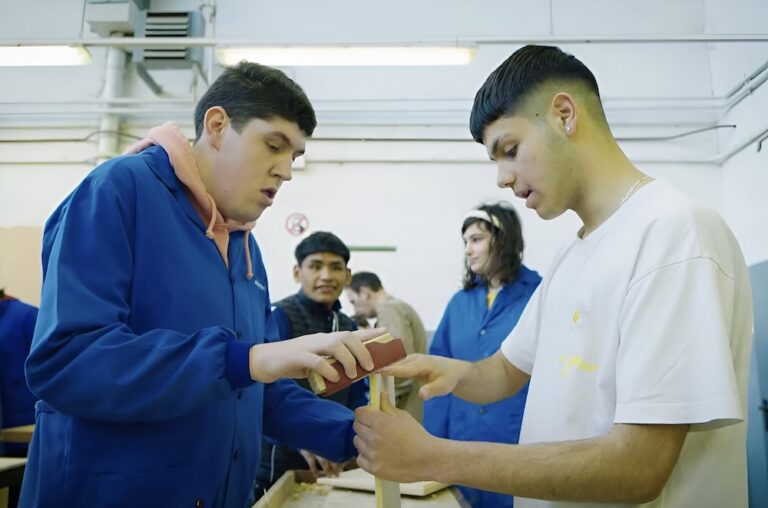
[216,46,475,66]
[0,46,92,67]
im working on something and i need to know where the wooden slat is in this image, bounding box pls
[0,425,34,444]
[370,374,401,508]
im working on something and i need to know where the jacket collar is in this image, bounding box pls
[296,289,342,313]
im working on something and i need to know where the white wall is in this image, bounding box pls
[0,0,764,328]
[707,1,768,267]
[254,159,724,328]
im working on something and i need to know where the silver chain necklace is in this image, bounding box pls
[620,175,650,206]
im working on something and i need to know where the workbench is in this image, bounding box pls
[0,458,26,508]
[253,470,464,508]
[0,426,34,445]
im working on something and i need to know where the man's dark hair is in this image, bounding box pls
[294,232,350,265]
[469,45,601,143]
[194,61,317,141]
[462,203,524,290]
[349,272,383,293]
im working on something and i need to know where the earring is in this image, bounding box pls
[565,125,572,135]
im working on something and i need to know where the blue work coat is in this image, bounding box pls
[22,146,355,508]
[425,266,541,508]
[0,298,38,455]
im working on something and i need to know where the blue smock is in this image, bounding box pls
[21,146,355,508]
[0,298,38,455]
[425,266,541,508]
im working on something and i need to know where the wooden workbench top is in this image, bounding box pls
[0,425,34,444]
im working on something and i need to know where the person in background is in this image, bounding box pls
[347,271,428,420]
[0,288,38,457]
[354,45,752,508]
[425,203,541,508]
[21,62,381,507]
[254,231,366,499]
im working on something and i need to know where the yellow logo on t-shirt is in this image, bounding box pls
[559,355,598,377]
[571,308,589,329]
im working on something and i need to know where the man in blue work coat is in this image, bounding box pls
[21,62,380,508]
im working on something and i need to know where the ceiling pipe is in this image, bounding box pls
[3,34,768,47]
[716,125,768,164]
[1,55,766,112]
[2,124,764,166]
[97,36,127,159]
[0,125,735,144]
[0,56,768,113]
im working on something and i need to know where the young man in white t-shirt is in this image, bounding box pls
[352,45,753,508]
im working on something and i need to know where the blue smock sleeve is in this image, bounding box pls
[22,303,38,350]
[263,379,355,463]
[423,301,454,438]
[26,171,250,423]
[266,306,292,342]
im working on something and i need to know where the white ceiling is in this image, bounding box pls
[0,0,766,133]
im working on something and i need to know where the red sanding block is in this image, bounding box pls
[307,333,406,397]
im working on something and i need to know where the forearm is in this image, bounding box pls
[452,352,528,404]
[426,424,688,503]
[27,324,238,421]
[265,380,356,462]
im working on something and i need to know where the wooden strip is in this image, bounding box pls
[371,374,401,508]
[0,424,34,444]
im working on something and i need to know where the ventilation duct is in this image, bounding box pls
[133,10,204,70]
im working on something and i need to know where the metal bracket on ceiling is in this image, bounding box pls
[136,62,163,95]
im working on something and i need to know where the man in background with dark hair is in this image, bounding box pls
[22,62,381,507]
[254,231,365,499]
[347,272,427,420]
[354,45,752,508]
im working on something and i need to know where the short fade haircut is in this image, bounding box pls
[194,61,317,142]
[349,272,383,293]
[294,232,350,265]
[469,45,601,143]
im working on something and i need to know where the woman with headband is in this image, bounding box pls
[424,202,541,508]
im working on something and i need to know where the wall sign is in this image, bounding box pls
[285,212,309,236]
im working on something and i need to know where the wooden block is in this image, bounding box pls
[307,333,406,397]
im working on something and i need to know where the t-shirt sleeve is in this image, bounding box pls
[615,256,743,430]
[500,284,543,375]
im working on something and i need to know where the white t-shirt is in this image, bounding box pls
[501,181,753,508]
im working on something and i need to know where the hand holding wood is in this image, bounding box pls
[248,328,382,383]
[307,333,406,396]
